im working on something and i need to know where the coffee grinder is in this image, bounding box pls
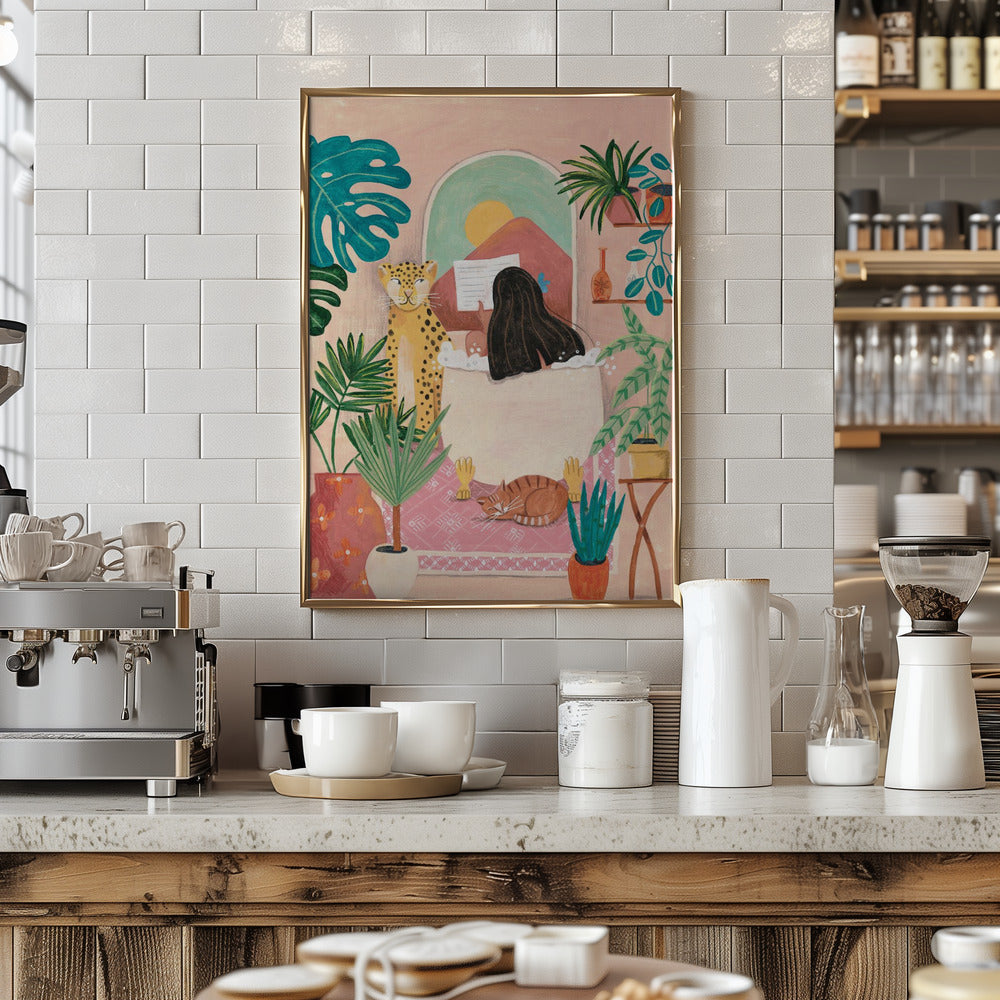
[879,536,991,790]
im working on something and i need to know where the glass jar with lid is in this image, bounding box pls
[558,671,652,788]
[920,213,945,251]
[896,213,919,250]
[872,213,895,250]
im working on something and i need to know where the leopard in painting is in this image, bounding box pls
[378,260,453,433]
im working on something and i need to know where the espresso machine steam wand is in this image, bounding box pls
[116,629,158,721]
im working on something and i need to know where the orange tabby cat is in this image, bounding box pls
[476,475,569,527]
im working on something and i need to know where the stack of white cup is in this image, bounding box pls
[106,520,186,582]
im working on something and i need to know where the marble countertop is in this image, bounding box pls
[3,775,1000,853]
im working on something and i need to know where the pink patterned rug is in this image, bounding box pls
[374,446,617,575]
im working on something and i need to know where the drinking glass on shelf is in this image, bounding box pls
[965,329,983,424]
[893,330,907,425]
[834,322,855,426]
[927,330,942,424]
[936,324,966,425]
[853,330,872,425]
[980,324,1000,424]
[863,321,893,425]
[903,325,932,425]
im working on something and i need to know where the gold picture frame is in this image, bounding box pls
[300,87,681,608]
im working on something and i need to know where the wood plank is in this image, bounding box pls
[0,927,12,1000]
[9,853,1000,908]
[608,926,662,958]
[96,926,182,1000]
[13,926,95,1000]
[908,927,934,977]
[659,927,731,973]
[732,926,809,1000]
[812,926,908,1000]
[188,926,295,997]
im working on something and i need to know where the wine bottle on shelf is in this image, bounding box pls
[948,0,981,89]
[917,0,948,87]
[837,0,881,87]
[880,0,917,85]
[984,0,1000,88]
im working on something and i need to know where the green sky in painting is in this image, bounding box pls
[425,154,573,274]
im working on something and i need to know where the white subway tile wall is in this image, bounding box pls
[32,2,834,773]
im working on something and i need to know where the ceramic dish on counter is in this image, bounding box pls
[650,971,762,999]
[211,963,341,1000]
[461,758,506,790]
[297,930,502,996]
[269,768,462,801]
[444,921,533,972]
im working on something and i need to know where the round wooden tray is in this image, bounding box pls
[270,768,463,801]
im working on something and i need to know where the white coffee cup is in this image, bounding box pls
[6,511,84,540]
[379,701,476,775]
[45,541,101,583]
[290,707,398,779]
[94,543,126,580]
[123,544,174,582]
[108,520,185,551]
[0,531,74,582]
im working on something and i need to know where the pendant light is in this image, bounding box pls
[0,2,16,67]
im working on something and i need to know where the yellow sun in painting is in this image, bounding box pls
[465,200,514,247]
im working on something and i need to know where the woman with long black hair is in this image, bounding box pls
[485,266,586,381]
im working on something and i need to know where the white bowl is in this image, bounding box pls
[461,757,507,790]
[650,971,762,999]
[212,964,341,999]
[932,926,1000,968]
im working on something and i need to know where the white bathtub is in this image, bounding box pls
[439,346,606,484]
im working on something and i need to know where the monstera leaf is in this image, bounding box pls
[308,264,349,337]
[309,135,412,272]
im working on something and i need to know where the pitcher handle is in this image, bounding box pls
[768,595,800,704]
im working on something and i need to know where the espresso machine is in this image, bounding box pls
[0,567,219,796]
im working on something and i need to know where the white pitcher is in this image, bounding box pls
[678,579,799,788]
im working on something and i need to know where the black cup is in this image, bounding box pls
[846,188,880,215]
[254,683,370,770]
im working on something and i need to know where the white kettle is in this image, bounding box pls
[678,579,799,788]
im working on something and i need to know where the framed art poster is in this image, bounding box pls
[300,87,681,608]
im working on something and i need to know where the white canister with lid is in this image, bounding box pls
[557,671,652,788]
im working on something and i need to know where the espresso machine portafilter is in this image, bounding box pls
[0,567,220,797]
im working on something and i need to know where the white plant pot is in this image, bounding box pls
[365,545,419,599]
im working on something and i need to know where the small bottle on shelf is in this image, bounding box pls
[969,213,994,250]
[837,0,882,87]
[896,213,920,249]
[948,0,982,89]
[985,0,1000,88]
[848,212,873,249]
[920,212,945,249]
[872,212,896,249]
[880,0,918,85]
[917,0,948,87]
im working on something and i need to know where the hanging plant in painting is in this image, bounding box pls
[624,151,674,316]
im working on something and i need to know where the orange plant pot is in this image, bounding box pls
[567,555,610,601]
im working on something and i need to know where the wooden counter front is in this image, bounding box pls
[0,850,987,999]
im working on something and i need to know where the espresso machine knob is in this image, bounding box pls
[6,649,35,673]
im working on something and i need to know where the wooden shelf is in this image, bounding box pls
[593,298,658,304]
[836,88,1000,140]
[836,250,1000,282]
[834,307,1000,321]
[835,423,1000,449]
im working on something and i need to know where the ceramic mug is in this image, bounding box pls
[6,511,84,540]
[108,520,185,551]
[122,544,174,582]
[94,544,126,580]
[379,700,476,775]
[0,531,74,582]
[290,707,398,779]
[45,541,101,583]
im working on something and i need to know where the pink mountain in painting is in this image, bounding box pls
[432,217,573,332]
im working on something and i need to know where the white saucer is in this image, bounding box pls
[462,757,506,790]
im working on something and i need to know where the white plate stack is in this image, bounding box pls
[834,484,879,557]
[650,687,680,783]
[894,493,967,536]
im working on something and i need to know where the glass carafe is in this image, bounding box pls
[807,605,880,785]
